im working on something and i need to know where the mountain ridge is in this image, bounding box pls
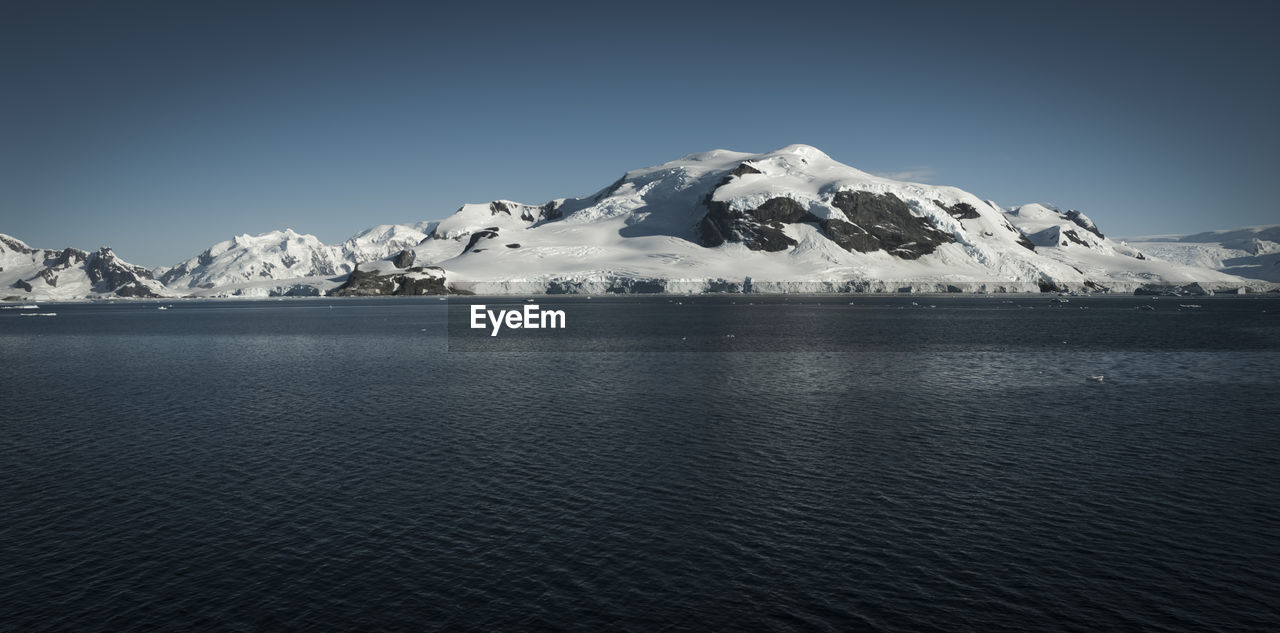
[4,145,1275,299]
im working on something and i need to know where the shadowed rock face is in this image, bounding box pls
[332,267,451,296]
[606,278,666,293]
[1064,210,1104,238]
[492,200,563,224]
[463,230,500,253]
[821,218,881,253]
[392,249,415,268]
[115,281,162,298]
[696,182,955,259]
[934,200,981,220]
[1062,229,1090,247]
[81,247,157,295]
[698,198,798,252]
[829,191,955,260]
[0,235,36,255]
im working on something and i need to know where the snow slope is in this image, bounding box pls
[157,222,438,297]
[1123,225,1280,282]
[366,145,1251,294]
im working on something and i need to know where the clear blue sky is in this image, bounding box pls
[3,0,1277,267]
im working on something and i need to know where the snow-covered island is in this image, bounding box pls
[3,145,1276,300]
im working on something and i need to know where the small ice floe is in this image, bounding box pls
[1,304,39,310]
[1050,298,1069,304]
[725,334,735,338]
[1136,305,1156,311]
[1179,304,1202,309]
[1088,375,1105,382]
[20,312,56,317]
[911,301,920,306]
[157,306,167,310]
[525,298,535,302]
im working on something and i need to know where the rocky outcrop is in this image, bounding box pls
[392,249,415,268]
[490,200,562,223]
[828,191,955,259]
[934,200,981,219]
[463,229,500,253]
[696,169,956,260]
[1064,210,1104,238]
[331,266,453,296]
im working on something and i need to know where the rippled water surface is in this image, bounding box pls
[2,296,1279,632]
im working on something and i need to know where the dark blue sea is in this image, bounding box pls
[2,295,1278,632]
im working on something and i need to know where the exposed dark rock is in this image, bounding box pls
[520,201,563,223]
[270,284,323,297]
[331,267,452,296]
[1038,280,1062,292]
[933,200,981,219]
[115,281,161,298]
[1016,234,1037,251]
[606,278,666,293]
[696,188,954,259]
[84,247,154,293]
[821,218,880,253]
[712,162,765,189]
[463,230,499,253]
[1064,210,1104,238]
[1062,229,1090,247]
[1135,252,1146,260]
[392,249,415,268]
[595,176,626,202]
[0,235,36,255]
[705,279,743,293]
[490,201,511,215]
[37,268,58,286]
[13,279,32,292]
[829,191,955,259]
[505,243,521,248]
[45,248,87,269]
[748,197,817,224]
[698,198,797,252]
[546,280,586,294]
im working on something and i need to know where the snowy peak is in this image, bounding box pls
[1,236,165,299]
[156,221,447,296]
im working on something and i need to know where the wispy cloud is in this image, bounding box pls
[870,167,936,183]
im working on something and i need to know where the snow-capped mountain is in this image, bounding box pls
[362,144,1250,294]
[156,222,438,296]
[1,234,167,300]
[4,145,1269,300]
[1122,226,1280,282]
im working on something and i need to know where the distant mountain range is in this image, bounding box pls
[1122,226,1280,283]
[3,145,1276,300]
